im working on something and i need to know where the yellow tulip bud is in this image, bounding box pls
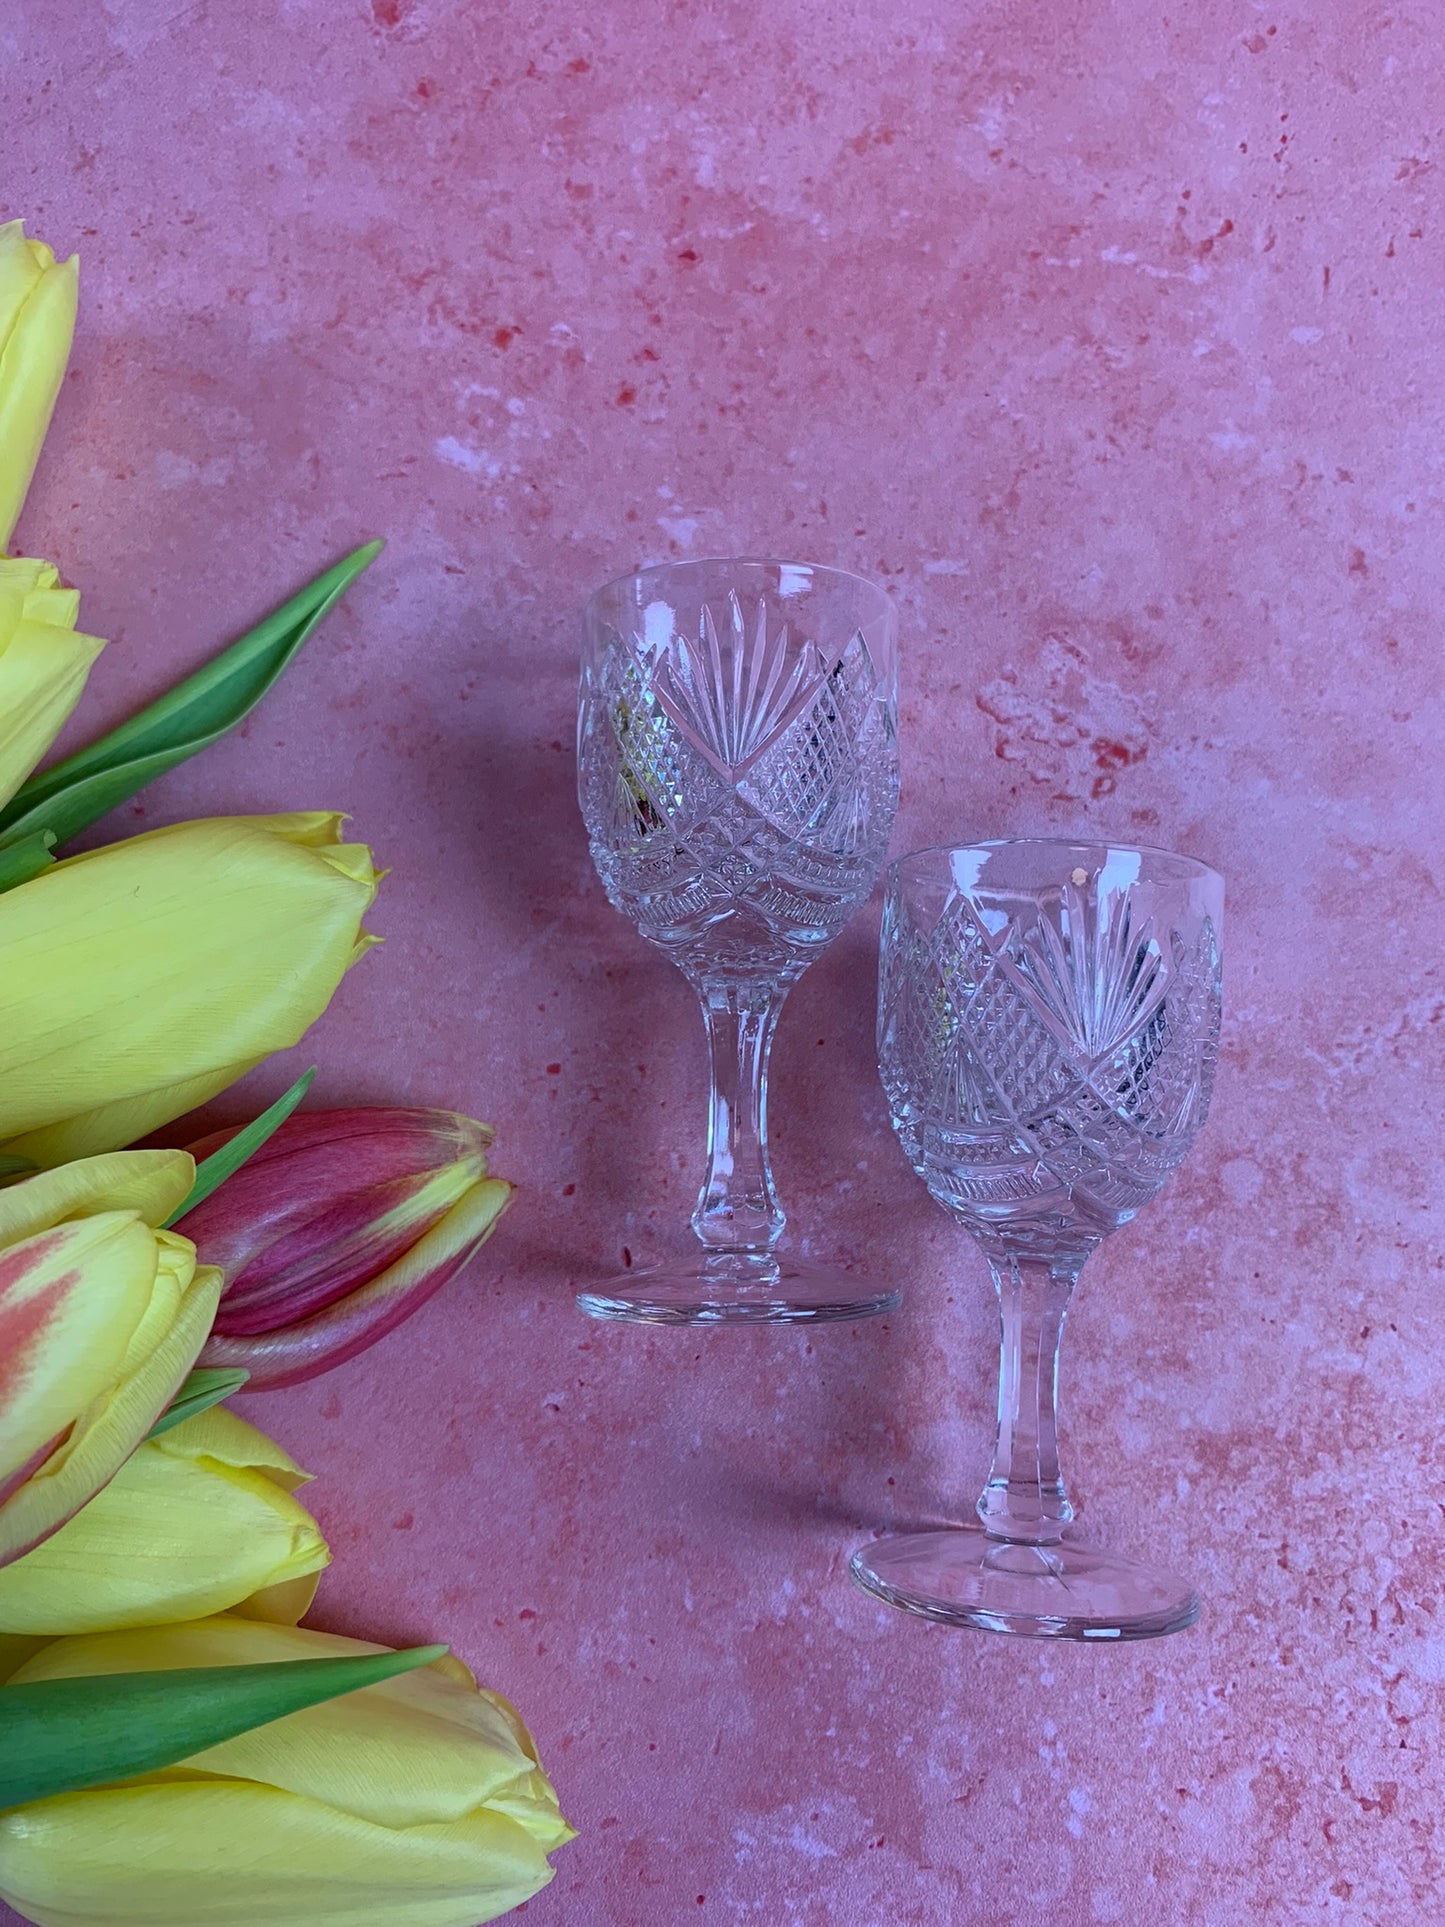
[0,1617,576,1926]
[0,222,77,554]
[0,1152,221,1567]
[0,813,381,1168]
[0,557,105,808]
[0,1407,329,1635]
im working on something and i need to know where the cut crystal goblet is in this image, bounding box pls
[852,839,1223,1637]
[576,558,900,1323]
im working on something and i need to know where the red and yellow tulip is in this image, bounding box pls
[0,1151,221,1569]
[188,1109,512,1389]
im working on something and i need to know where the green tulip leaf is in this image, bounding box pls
[145,1368,251,1440]
[0,829,55,893]
[165,1066,316,1228]
[0,541,383,853]
[0,1643,449,1810]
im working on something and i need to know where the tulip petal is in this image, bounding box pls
[201,1179,513,1390]
[150,1405,312,1493]
[208,1168,490,1333]
[0,559,77,634]
[0,1783,559,1927]
[0,815,379,1168]
[2,1062,269,1174]
[187,1105,494,1172]
[0,1214,160,1487]
[0,227,77,554]
[0,223,47,342]
[0,1261,221,1567]
[0,558,106,810]
[232,1570,324,1627]
[184,1108,492,1329]
[0,1416,328,1635]
[0,1152,195,1245]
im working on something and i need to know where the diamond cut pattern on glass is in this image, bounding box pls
[879,875,1222,1242]
[593,648,728,851]
[580,599,898,968]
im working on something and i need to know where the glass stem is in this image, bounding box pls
[691,980,788,1253]
[977,1254,1082,1545]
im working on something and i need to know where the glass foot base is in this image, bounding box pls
[849,1526,1200,1641]
[576,1252,900,1326]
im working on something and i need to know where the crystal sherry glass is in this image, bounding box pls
[852,839,1223,1637]
[576,558,900,1323]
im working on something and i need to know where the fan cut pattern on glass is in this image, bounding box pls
[579,590,899,979]
[878,874,1221,1257]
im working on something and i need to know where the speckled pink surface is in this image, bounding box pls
[4,3,1443,1922]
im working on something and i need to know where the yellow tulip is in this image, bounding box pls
[0,813,381,1168]
[0,1406,328,1635]
[0,222,77,555]
[0,1151,221,1567]
[0,557,105,808]
[0,1617,576,1926]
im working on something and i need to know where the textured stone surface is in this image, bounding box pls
[3,2,1442,1921]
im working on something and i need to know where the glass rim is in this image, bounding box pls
[887,836,1222,890]
[584,554,894,616]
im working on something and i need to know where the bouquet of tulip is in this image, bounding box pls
[0,222,570,1926]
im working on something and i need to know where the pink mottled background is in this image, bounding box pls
[4,1,1443,1922]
